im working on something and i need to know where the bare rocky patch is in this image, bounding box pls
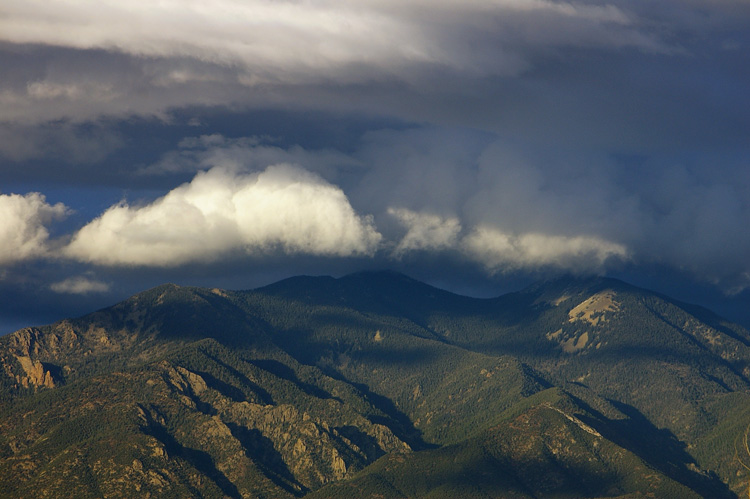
[568,291,620,326]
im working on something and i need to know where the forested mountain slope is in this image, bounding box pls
[1,272,748,497]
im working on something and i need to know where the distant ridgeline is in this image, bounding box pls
[2,271,750,498]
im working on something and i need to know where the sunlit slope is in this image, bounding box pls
[310,389,702,499]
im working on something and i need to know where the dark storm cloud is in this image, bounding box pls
[1,1,748,159]
[348,130,749,288]
[3,1,745,134]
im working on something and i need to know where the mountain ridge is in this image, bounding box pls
[1,271,749,497]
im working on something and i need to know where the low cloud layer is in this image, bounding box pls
[64,164,381,266]
[387,208,627,273]
[0,193,68,265]
[3,130,744,291]
[462,226,628,274]
[50,275,110,295]
[347,128,750,290]
[389,208,462,257]
[51,131,740,290]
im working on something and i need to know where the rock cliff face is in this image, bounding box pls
[1,328,59,388]
[149,359,410,492]
[13,355,55,388]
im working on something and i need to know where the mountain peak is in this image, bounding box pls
[518,274,634,305]
[253,270,465,312]
[337,269,444,292]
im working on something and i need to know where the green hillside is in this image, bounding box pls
[1,272,749,497]
[310,389,700,499]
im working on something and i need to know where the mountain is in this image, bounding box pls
[310,389,701,499]
[1,271,749,497]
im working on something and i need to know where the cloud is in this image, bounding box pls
[627,161,750,290]
[64,164,381,266]
[386,206,628,273]
[348,128,750,289]
[388,208,461,257]
[0,0,699,129]
[50,275,110,294]
[0,1,666,77]
[0,122,123,163]
[53,128,748,289]
[0,193,68,265]
[354,128,489,216]
[140,134,360,180]
[462,226,628,273]
[0,0,747,176]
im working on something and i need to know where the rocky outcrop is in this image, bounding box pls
[13,355,55,388]
[151,361,411,492]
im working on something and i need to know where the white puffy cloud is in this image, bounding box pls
[462,225,628,273]
[0,193,68,265]
[388,208,461,257]
[50,275,110,294]
[64,164,381,266]
[384,207,628,273]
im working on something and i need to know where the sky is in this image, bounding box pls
[1,0,749,333]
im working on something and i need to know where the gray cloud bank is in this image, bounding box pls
[3,131,748,293]
[0,0,673,95]
[1,1,748,154]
